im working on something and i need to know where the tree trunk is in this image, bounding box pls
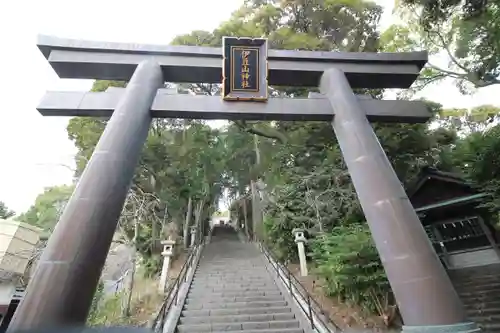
[183,196,193,248]
[242,200,249,240]
[250,182,263,241]
[194,200,204,245]
[122,219,139,317]
[253,134,261,166]
[151,201,162,242]
[252,134,264,241]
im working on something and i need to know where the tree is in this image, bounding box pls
[436,105,500,134]
[311,224,396,325]
[388,0,500,92]
[445,123,500,214]
[0,201,15,219]
[17,185,74,231]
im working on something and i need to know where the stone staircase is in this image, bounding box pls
[174,225,310,333]
[450,264,500,332]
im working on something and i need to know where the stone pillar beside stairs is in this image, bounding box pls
[292,228,308,277]
[158,239,175,293]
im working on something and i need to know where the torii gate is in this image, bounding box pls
[8,35,479,333]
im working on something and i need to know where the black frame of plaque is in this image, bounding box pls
[222,37,268,102]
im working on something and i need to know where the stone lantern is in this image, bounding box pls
[158,239,175,293]
[190,226,197,247]
[292,228,308,277]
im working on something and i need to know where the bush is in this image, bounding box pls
[87,281,105,324]
[87,291,129,326]
[263,215,298,262]
[141,255,163,277]
[310,223,398,325]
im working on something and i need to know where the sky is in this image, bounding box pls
[0,0,499,214]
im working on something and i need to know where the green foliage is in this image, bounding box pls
[87,291,129,326]
[436,105,500,134]
[449,124,500,212]
[17,185,74,231]
[172,0,383,99]
[263,215,299,262]
[0,201,15,219]
[391,0,500,91]
[310,224,393,317]
[259,119,449,262]
[141,255,163,277]
[87,281,106,325]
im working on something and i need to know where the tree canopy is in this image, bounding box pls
[0,201,15,219]
[387,0,500,92]
[17,185,73,232]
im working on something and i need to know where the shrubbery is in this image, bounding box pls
[310,224,397,323]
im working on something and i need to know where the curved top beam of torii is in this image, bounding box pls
[36,34,428,88]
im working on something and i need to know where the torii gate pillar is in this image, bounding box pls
[7,60,164,330]
[321,68,478,333]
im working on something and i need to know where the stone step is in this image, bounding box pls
[458,282,500,293]
[480,322,500,331]
[194,267,269,277]
[202,256,263,257]
[453,272,500,333]
[198,258,262,260]
[189,286,279,294]
[183,300,288,311]
[195,272,268,276]
[198,259,263,262]
[190,282,276,289]
[173,227,306,333]
[187,290,282,298]
[199,258,263,260]
[197,275,268,279]
[193,277,274,284]
[452,275,500,286]
[195,269,268,273]
[454,274,500,283]
[199,262,264,268]
[181,306,292,317]
[200,260,259,263]
[179,312,295,325]
[193,276,272,281]
[195,272,269,277]
[192,277,272,282]
[185,295,285,304]
[208,329,303,333]
[465,300,500,311]
[199,267,265,270]
[459,291,500,302]
[177,319,300,333]
[469,313,500,323]
[194,272,270,277]
[191,280,274,286]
